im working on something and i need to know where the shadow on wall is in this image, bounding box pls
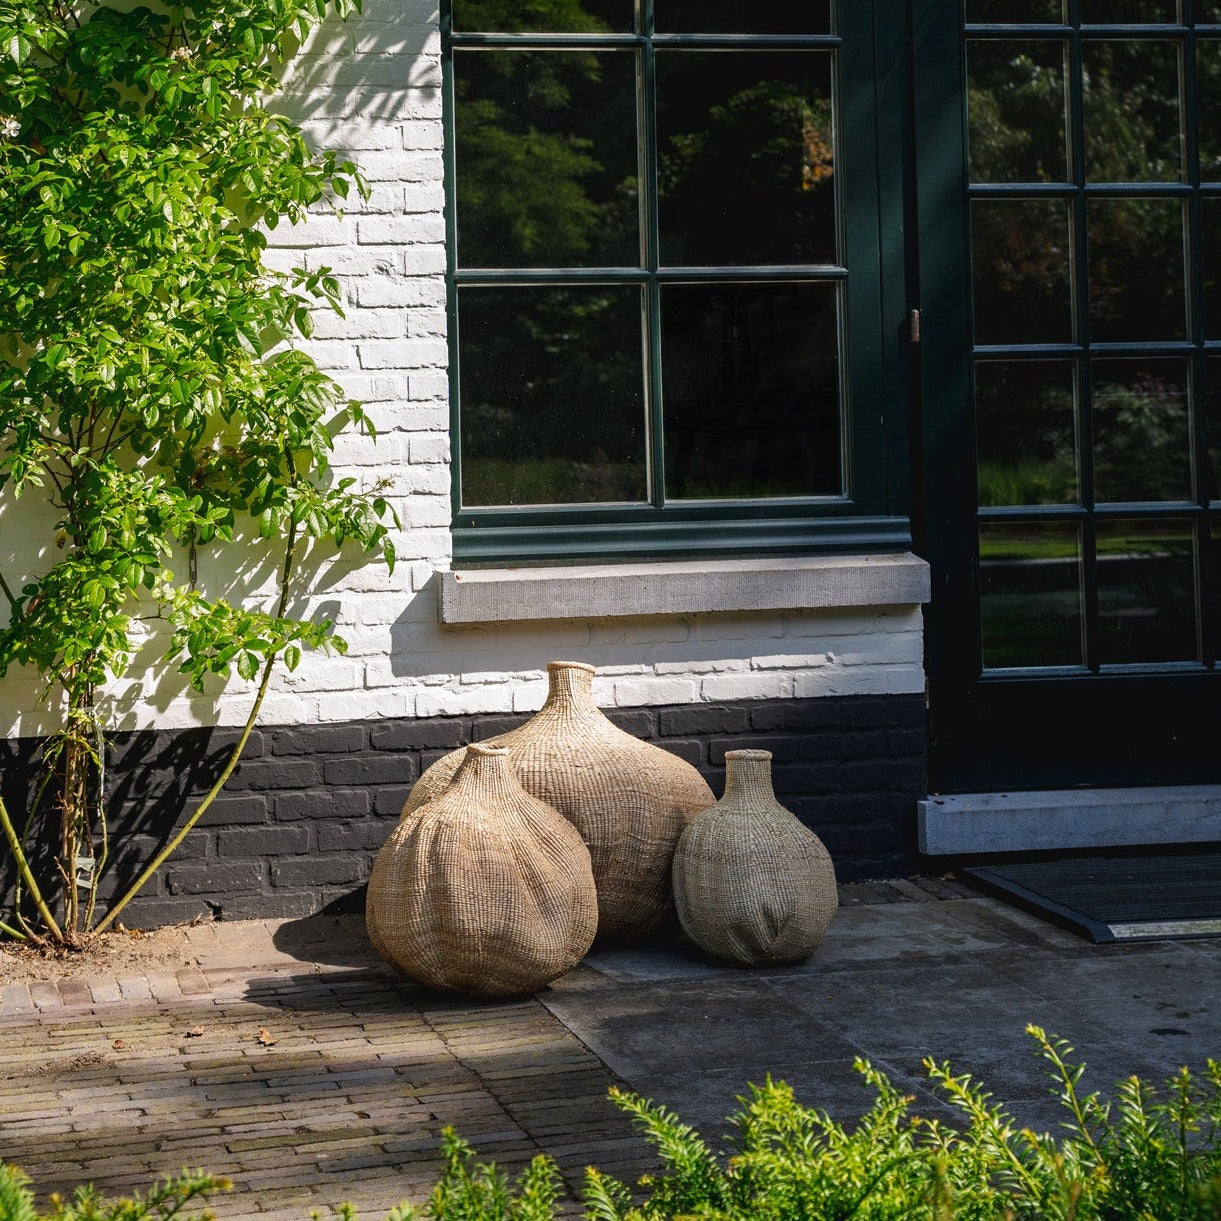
[270,0,441,133]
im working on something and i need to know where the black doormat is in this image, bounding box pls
[963,852,1221,943]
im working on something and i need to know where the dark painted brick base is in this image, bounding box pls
[0,694,926,929]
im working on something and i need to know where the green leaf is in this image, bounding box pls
[6,32,31,65]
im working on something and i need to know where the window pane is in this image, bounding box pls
[1096,520,1197,664]
[1079,0,1178,20]
[966,0,1066,20]
[1202,199,1221,336]
[661,283,841,499]
[1201,3,1221,23]
[454,50,639,268]
[1203,357,1221,501]
[1197,41,1221,181]
[968,39,1069,184]
[656,52,836,266]
[458,287,647,506]
[1087,198,1185,341]
[1212,524,1221,661]
[1083,41,1182,182]
[979,522,1083,668]
[655,2,830,34]
[1091,359,1191,502]
[976,360,1078,506]
[971,198,1074,344]
[452,1,632,33]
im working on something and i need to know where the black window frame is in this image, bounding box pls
[442,1,912,567]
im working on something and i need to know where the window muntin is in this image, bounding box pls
[444,3,891,561]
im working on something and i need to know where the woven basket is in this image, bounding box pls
[672,749,837,966]
[365,743,598,997]
[398,661,714,939]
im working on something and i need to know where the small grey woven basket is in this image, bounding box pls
[673,749,837,966]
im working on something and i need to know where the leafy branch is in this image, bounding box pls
[0,0,395,946]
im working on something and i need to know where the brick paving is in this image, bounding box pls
[0,882,975,1218]
[0,916,645,1219]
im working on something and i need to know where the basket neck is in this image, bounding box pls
[451,743,518,799]
[541,661,598,718]
[722,750,777,808]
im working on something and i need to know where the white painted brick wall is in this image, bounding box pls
[0,0,928,738]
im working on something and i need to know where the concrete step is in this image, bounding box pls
[918,785,1221,855]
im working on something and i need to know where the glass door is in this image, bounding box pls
[916,1,1221,792]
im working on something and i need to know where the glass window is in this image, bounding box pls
[660,282,841,499]
[975,360,1078,507]
[655,52,836,266]
[1090,359,1191,503]
[966,0,1066,21]
[1087,198,1185,342]
[453,50,639,269]
[1082,41,1182,183]
[458,286,648,506]
[446,3,879,562]
[967,40,1069,184]
[971,198,1074,345]
[1096,520,1197,664]
[979,522,1083,669]
[452,1,632,33]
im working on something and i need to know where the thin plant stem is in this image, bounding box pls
[94,522,299,935]
[0,792,64,943]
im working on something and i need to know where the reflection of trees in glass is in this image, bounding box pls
[657,60,836,265]
[968,41,1067,183]
[454,0,622,34]
[459,287,646,506]
[975,363,1077,507]
[969,38,1190,347]
[1095,522,1196,664]
[1092,369,1191,502]
[661,284,840,499]
[971,199,1073,344]
[454,43,637,267]
[1088,199,1184,343]
[1082,40,1181,182]
[967,0,1064,20]
[979,524,1082,669]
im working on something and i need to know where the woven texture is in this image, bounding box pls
[366,743,598,997]
[399,661,715,938]
[673,749,837,966]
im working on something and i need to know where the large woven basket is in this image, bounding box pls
[672,749,837,966]
[398,661,714,939]
[365,743,598,997]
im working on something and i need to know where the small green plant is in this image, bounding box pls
[0,1163,231,1220]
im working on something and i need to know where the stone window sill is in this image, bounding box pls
[437,553,930,625]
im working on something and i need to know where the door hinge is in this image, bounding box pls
[908,308,922,344]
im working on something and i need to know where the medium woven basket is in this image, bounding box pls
[365,743,598,997]
[672,749,837,966]
[397,661,714,939]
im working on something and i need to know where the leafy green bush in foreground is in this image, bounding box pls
[1,1028,1219,1220]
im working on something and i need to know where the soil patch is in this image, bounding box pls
[0,921,206,985]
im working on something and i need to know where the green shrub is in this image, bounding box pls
[585,1026,1221,1221]
[0,1163,231,1220]
[3,1029,1219,1221]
